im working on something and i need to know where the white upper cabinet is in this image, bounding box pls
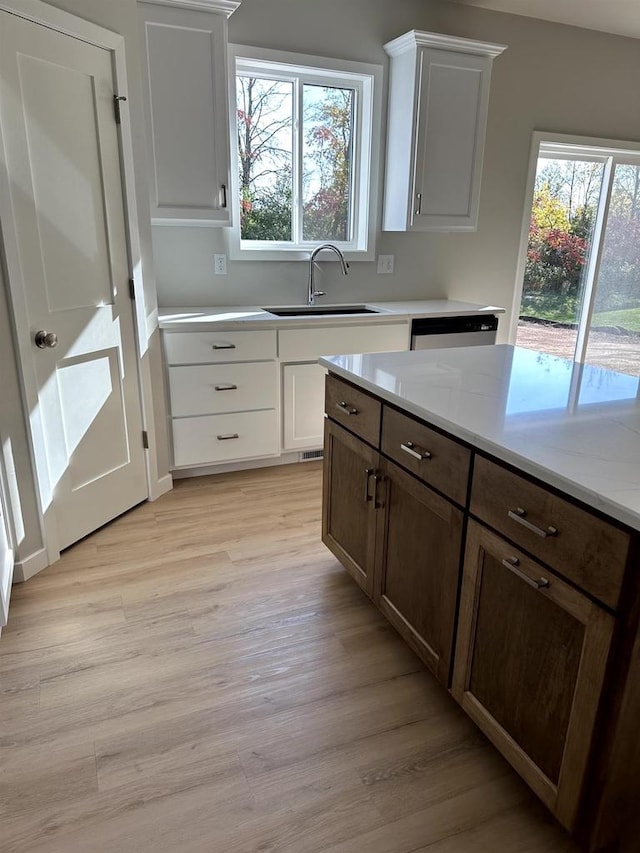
[383,31,506,232]
[138,1,240,225]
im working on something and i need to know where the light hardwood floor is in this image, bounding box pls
[0,463,579,852]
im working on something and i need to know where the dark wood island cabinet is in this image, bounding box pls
[322,369,640,852]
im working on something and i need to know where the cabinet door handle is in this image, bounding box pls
[364,467,374,502]
[221,183,228,208]
[373,474,384,509]
[212,342,236,350]
[508,507,557,538]
[401,441,431,461]
[415,193,422,215]
[502,556,550,590]
[336,401,358,416]
[216,433,239,441]
[214,384,238,391]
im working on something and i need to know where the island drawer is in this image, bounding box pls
[172,410,279,467]
[325,374,381,447]
[381,406,471,506]
[163,330,277,364]
[168,362,277,417]
[470,455,630,609]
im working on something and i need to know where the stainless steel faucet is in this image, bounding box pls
[307,244,349,306]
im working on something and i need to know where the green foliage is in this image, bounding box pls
[592,307,640,332]
[240,178,292,241]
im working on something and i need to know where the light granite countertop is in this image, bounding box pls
[158,300,504,331]
[320,345,640,531]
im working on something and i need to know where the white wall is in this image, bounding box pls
[153,0,640,344]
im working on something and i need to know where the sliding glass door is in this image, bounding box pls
[515,140,640,377]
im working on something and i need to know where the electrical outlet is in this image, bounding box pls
[377,254,394,274]
[214,253,227,275]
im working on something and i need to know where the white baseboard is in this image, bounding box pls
[172,453,302,480]
[148,473,173,501]
[13,546,49,583]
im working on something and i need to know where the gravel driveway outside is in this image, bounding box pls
[516,320,640,377]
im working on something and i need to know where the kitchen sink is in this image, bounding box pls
[264,305,380,317]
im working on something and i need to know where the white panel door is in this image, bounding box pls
[283,363,327,451]
[0,12,147,553]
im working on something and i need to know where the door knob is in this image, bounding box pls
[34,330,58,349]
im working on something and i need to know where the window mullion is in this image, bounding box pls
[295,79,304,244]
[574,157,615,363]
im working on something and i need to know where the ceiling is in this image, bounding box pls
[446,0,640,41]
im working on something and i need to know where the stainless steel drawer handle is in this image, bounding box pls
[212,343,236,350]
[502,556,550,590]
[364,467,374,502]
[401,441,432,461]
[216,433,239,441]
[415,192,422,215]
[336,401,358,416]
[508,507,557,538]
[214,384,238,391]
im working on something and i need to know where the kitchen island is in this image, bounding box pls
[320,345,640,852]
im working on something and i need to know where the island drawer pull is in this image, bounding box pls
[336,401,358,416]
[216,433,239,441]
[502,556,550,590]
[214,384,238,391]
[212,342,236,350]
[401,441,432,461]
[508,507,557,539]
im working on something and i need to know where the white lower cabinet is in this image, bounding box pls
[172,410,279,467]
[169,362,277,417]
[164,321,410,470]
[283,363,326,451]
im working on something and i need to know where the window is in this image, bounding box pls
[513,134,640,377]
[228,46,381,260]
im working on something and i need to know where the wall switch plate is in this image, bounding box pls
[377,254,394,274]
[214,253,227,275]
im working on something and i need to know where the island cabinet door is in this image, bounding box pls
[375,458,463,685]
[322,419,380,599]
[452,520,615,831]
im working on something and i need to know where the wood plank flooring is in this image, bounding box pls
[0,463,579,852]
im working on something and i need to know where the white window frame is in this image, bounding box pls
[227,44,382,261]
[510,131,640,360]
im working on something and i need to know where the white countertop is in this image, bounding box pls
[320,345,640,531]
[158,300,504,331]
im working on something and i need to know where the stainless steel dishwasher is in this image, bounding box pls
[410,314,499,349]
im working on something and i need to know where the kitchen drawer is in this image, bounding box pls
[381,406,471,506]
[172,410,279,467]
[470,455,631,609]
[168,362,277,417]
[279,323,408,362]
[163,330,277,364]
[325,374,381,448]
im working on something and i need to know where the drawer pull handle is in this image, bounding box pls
[217,433,239,441]
[415,192,422,216]
[502,556,550,590]
[508,507,557,539]
[214,384,238,391]
[364,467,374,502]
[212,343,236,350]
[373,474,384,509]
[401,441,432,461]
[336,401,358,416]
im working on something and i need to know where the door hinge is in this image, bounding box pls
[113,94,127,125]
[142,430,149,449]
[129,278,135,299]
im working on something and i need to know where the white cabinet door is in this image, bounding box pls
[283,363,326,452]
[139,3,234,225]
[383,31,506,233]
